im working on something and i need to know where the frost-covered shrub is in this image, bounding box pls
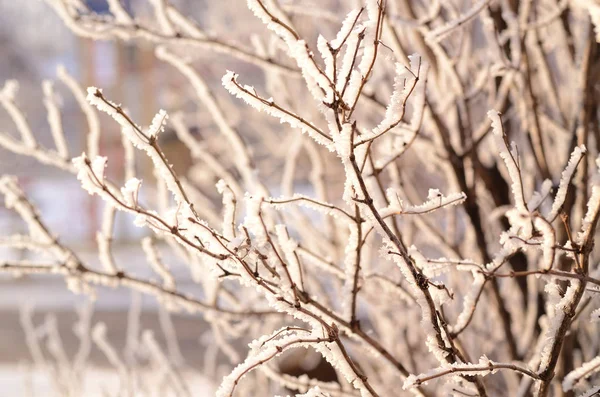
[3,0,600,396]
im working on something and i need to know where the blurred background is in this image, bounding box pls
[0,1,236,395]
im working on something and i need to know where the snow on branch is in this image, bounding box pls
[265,194,355,222]
[533,215,556,272]
[85,87,192,206]
[0,176,63,256]
[573,0,600,42]
[97,204,118,275]
[576,156,600,247]
[528,179,553,211]
[380,188,466,218]
[536,279,584,389]
[563,355,600,391]
[0,81,37,148]
[141,237,176,291]
[217,179,238,240]
[106,0,133,24]
[216,333,330,397]
[42,81,69,159]
[448,271,486,334]
[488,110,527,212]
[57,66,100,158]
[354,55,426,146]
[222,71,332,147]
[403,356,539,389]
[71,153,229,262]
[247,0,334,101]
[331,9,364,50]
[591,307,600,322]
[547,145,587,221]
